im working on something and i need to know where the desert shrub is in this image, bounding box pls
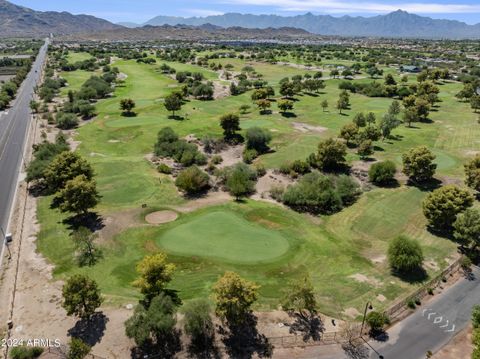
[243,149,258,164]
[282,171,360,214]
[175,166,210,195]
[369,161,396,185]
[157,163,172,174]
[10,346,43,359]
[56,112,79,129]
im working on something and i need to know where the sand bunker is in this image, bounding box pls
[145,210,178,225]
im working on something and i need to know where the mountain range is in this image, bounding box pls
[0,0,120,37]
[122,10,480,39]
[1,0,480,40]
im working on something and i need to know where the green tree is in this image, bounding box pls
[132,253,176,303]
[277,99,294,114]
[311,138,347,171]
[366,311,389,333]
[175,166,210,195]
[472,305,480,329]
[402,146,437,183]
[472,95,480,113]
[388,236,424,274]
[379,113,401,140]
[280,81,295,98]
[256,99,271,114]
[53,175,100,215]
[164,93,182,117]
[465,155,480,193]
[321,99,328,112]
[282,276,317,320]
[29,100,40,113]
[125,294,180,354]
[423,185,474,230]
[368,161,396,185]
[246,127,272,154]
[67,338,91,359]
[44,151,94,192]
[212,271,259,325]
[72,227,102,267]
[225,163,256,200]
[62,275,103,320]
[339,123,359,146]
[183,299,215,353]
[357,140,374,159]
[453,208,480,250]
[220,113,241,143]
[120,98,136,115]
[353,112,366,127]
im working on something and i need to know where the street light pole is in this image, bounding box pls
[360,301,373,335]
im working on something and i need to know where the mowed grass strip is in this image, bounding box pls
[157,211,290,264]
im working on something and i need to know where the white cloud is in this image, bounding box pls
[221,0,480,14]
[184,8,225,16]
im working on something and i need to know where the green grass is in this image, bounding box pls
[35,56,477,317]
[66,51,93,64]
[60,70,93,95]
[157,211,290,264]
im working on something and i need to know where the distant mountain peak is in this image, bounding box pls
[0,0,121,37]
[143,10,480,39]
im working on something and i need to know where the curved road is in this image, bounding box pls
[0,39,48,267]
[369,267,480,359]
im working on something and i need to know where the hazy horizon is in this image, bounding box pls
[7,0,480,25]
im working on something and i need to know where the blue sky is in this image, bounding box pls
[10,0,480,24]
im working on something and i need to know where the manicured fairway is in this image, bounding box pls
[35,53,478,317]
[157,211,290,264]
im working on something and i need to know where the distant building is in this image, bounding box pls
[400,65,421,73]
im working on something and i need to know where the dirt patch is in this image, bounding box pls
[343,307,361,319]
[349,273,382,287]
[291,122,328,134]
[215,145,244,168]
[98,207,146,244]
[425,260,440,271]
[117,72,128,81]
[145,210,178,225]
[465,150,480,157]
[376,294,387,302]
[433,325,473,359]
[173,191,232,213]
[213,81,231,99]
[253,169,293,202]
[371,255,387,264]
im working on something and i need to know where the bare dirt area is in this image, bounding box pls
[433,325,473,359]
[291,122,328,134]
[253,169,293,203]
[145,210,178,225]
[98,207,146,244]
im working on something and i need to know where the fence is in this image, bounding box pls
[264,257,463,349]
[384,257,462,320]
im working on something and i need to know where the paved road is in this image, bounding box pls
[0,39,48,266]
[369,266,480,359]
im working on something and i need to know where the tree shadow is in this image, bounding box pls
[168,115,185,121]
[285,312,325,342]
[373,146,385,152]
[391,267,428,284]
[130,328,182,359]
[63,212,105,232]
[219,313,273,359]
[186,332,222,359]
[342,342,370,359]
[281,112,297,118]
[121,111,137,117]
[407,178,442,192]
[67,312,108,347]
[371,330,389,342]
